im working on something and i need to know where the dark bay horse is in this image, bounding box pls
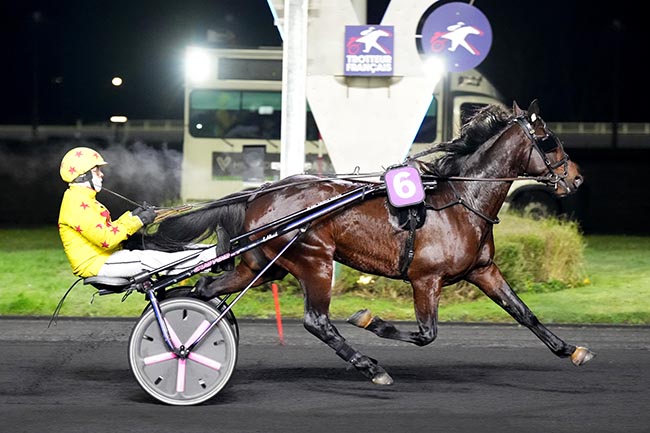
[143,100,594,385]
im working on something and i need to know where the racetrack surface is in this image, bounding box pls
[1,318,648,433]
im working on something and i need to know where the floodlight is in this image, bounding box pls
[186,48,211,83]
[110,115,128,123]
[423,56,446,83]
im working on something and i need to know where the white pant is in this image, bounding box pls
[98,246,217,278]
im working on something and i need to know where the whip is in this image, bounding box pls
[102,187,207,223]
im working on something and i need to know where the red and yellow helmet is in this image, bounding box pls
[59,147,107,183]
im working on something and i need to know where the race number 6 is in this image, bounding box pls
[385,166,425,207]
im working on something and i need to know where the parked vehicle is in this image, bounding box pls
[181,46,648,229]
[180,46,505,201]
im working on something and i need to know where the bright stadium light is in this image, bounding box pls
[422,56,446,84]
[110,115,128,123]
[186,47,211,83]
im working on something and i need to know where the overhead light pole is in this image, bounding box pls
[31,11,43,139]
[279,0,309,179]
[110,77,127,142]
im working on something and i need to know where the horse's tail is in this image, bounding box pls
[134,201,247,254]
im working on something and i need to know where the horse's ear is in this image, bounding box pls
[512,100,524,116]
[527,99,540,116]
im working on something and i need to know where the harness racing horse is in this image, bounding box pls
[142,100,594,385]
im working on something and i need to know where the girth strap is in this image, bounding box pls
[398,207,419,280]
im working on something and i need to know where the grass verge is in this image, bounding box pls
[0,228,648,324]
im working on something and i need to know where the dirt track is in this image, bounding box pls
[1,318,649,433]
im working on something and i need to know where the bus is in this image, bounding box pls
[181,46,504,201]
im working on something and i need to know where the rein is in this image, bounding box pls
[103,173,385,224]
[104,170,549,226]
[423,174,549,183]
[423,180,501,225]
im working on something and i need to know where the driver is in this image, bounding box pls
[58,146,217,279]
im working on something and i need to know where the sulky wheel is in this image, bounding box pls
[128,297,238,405]
[146,286,240,343]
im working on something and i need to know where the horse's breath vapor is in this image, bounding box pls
[100,142,182,211]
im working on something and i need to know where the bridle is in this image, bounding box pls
[513,114,571,191]
[406,112,576,225]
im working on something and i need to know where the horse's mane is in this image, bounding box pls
[417,104,512,177]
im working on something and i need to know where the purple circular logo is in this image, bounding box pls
[420,2,492,72]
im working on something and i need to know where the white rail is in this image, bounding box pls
[0,119,183,142]
[1,120,649,148]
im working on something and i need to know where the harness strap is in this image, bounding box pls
[424,181,500,225]
[399,208,418,280]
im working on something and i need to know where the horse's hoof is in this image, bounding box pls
[372,372,394,385]
[193,277,216,300]
[347,309,373,328]
[570,346,595,366]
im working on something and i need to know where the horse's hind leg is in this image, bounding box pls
[289,259,394,384]
[303,298,393,385]
[466,262,595,366]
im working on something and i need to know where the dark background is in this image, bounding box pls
[0,0,646,124]
[0,0,648,234]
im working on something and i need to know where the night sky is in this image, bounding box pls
[0,0,646,125]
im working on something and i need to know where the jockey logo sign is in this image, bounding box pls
[344,25,394,76]
[420,2,492,72]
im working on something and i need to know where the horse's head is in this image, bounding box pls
[513,100,583,196]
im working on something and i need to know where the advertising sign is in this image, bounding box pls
[420,2,492,72]
[344,25,394,76]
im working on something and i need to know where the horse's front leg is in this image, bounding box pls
[348,276,441,347]
[466,262,595,366]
